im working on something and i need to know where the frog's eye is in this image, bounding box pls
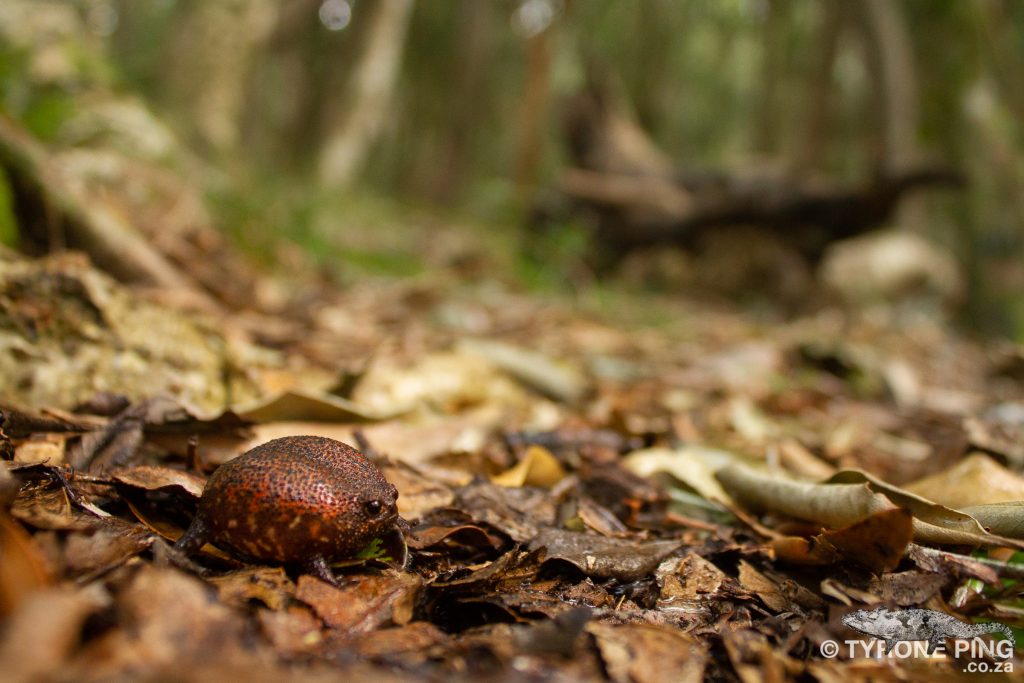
[363,499,384,517]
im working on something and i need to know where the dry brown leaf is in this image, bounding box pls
[457,338,590,403]
[904,452,1024,508]
[588,622,707,683]
[257,606,323,656]
[737,561,792,613]
[770,508,913,572]
[531,529,680,581]
[716,463,897,528]
[63,520,153,577]
[960,502,1024,539]
[0,584,108,683]
[295,572,420,633]
[235,390,400,423]
[491,444,566,488]
[0,512,53,615]
[13,434,66,465]
[656,553,728,614]
[719,463,1024,550]
[111,464,206,497]
[622,445,735,505]
[827,468,1024,548]
[209,567,296,611]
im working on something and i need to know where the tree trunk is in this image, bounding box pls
[792,0,847,173]
[162,0,278,154]
[430,0,495,205]
[513,27,554,196]
[754,0,789,156]
[859,0,924,230]
[317,0,415,190]
[859,0,920,174]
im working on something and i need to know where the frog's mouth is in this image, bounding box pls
[392,514,411,534]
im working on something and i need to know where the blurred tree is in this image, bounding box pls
[792,0,847,173]
[513,3,556,196]
[318,0,415,189]
[429,0,496,205]
[161,0,278,154]
[859,0,920,175]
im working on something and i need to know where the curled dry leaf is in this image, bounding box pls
[588,622,707,683]
[234,390,400,423]
[209,567,296,611]
[0,584,109,683]
[0,512,53,615]
[719,462,1024,550]
[716,463,896,528]
[406,522,503,551]
[827,468,1024,548]
[457,338,590,404]
[622,445,736,505]
[769,508,914,573]
[13,433,66,465]
[531,528,681,581]
[295,573,420,634]
[960,502,1024,539]
[655,552,728,615]
[904,452,1024,509]
[63,519,154,577]
[491,444,567,488]
[111,465,206,498]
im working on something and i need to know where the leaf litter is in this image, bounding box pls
[1,252,1024,681]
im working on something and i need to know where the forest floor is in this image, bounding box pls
[3,221,1024,682]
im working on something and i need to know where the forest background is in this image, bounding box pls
[1,0,1023,336]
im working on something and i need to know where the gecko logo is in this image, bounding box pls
[819,606,1015,670]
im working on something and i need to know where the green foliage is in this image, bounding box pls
[19,90,76,142]
[517,218,593,291]
[0,166,18,247]
[354,537,392,563]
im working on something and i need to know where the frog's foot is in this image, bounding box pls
[174,516,209,555]
[304,555,339,586]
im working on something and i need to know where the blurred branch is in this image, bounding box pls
[0,115,219,312]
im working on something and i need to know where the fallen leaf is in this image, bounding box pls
[770,508,913,572]
[209,567,296,611]
[111,465,206,498]
[719,463,1024,550]
[458,338,590,403]
[0,585,108,682]
[235,390,399,423]
[588,622,707,683]
[258,606,323,656]
[13,434,66,465]
[491,445,567,488]
[63,520,154,577]
[960,502,1024,539]
[904,452,1024,508]
[716,463,896,528]
[623,445,736,505]
[295,572,420,633]
[656,553,728,614]
[531,528,680,581]
[0,512,52,615]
